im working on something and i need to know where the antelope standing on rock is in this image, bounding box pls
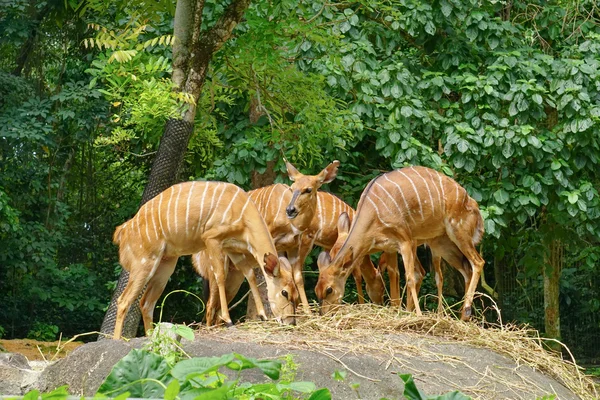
[111,181,298,339]
[315,166,484,320]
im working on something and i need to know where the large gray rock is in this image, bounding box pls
[34,330,581,400]
[0,353,43,395]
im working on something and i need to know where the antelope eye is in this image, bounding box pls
[325,287,333,296]
[281,290,288,299]
[303,188,312,194]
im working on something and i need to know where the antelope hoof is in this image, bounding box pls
[225,321,234,328]
[461,306,472,321]
[259,314,268,321]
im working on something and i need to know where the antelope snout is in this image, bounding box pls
[286,206,298,219]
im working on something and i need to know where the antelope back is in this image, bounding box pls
[355,166,482,242]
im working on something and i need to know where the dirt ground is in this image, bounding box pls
[0,339,84,362]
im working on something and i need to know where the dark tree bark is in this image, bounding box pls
[13,2,51,76]
[544,239,562,352]
[98,0,252,340]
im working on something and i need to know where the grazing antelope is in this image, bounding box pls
[194,189,385,325]
[111,181,298,340]
[378,236,473,313]
[315,166,484,320]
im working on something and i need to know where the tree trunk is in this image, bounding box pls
[98,0,252,340]
[543,239,562,352]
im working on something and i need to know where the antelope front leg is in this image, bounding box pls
[384,252,401,307]
[432,255,444,313]
[205,240,234,327]
[351,266,365,304]
[400,242,422,316]
[288,245,311,313]
[241,267,268,321]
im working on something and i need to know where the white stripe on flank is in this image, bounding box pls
[383,174,416,224]
[264,185,277,216]
[438,172,446,203]
[412,167,435,216]
[166,186,175,235]
[185,181,196,236]
[232,197,251,225]
[221,187,241,223]
[136,213,143,242]
[144,203,150,243]
[424,168,442,212]
[317,193,323,233]
[455,181,460,204]
[158,192,165,237]
[276,186,287,218]
[365,195,392,227]
[398,170,423,219]
[206,183,227,227]
[255,187,268,214]
[174,184,183,235]
[150,196,159,240]
[331,194,337,229]
[196,182,211,233]
[374,181,405,222]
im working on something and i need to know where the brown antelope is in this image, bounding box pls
[378,236,473,313]
[194,189,385,325]
[315,166,484,320]
[111,181,298,340]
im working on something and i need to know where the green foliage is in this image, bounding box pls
[27,322,59,342]
[86,21,190,151]
[398,373,471,400]
[96,350,330,400]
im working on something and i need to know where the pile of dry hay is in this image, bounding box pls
[195,304,598,399]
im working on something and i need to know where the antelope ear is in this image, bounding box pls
[337,212,350,234]
[278,256,293,272]
[317,251,332,271]
[285,159,301,181]
[317,160,340,184]
[264,253,280,277]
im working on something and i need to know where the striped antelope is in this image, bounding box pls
[111,181,298,339]
[194,189,385,325]
[378,236,473,313]
[315,166,484,320]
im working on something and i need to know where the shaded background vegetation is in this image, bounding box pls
[1,0,599,365]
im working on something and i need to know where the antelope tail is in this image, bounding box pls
[473,210,484,245]
[113,222,127,245]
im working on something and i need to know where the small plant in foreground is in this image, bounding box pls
[94,349,331,400]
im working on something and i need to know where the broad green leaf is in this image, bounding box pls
[308,388,332,400]
[231,353,281,380]
[389,131,401,143]
[399,373,427,400]
[42,385,69,400]
[173,324,195,341]
[567,193,579,204]
[164,379,180,400]
[493,189,510,204]
[532,94,543,105]
[97,349,172,398]
[171,354,236,381]
[551,160,561,170]
[278,381,317,393]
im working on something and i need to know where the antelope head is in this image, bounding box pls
[263,254,298,325]
[285,159,340,228]
[315,212,355,314]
